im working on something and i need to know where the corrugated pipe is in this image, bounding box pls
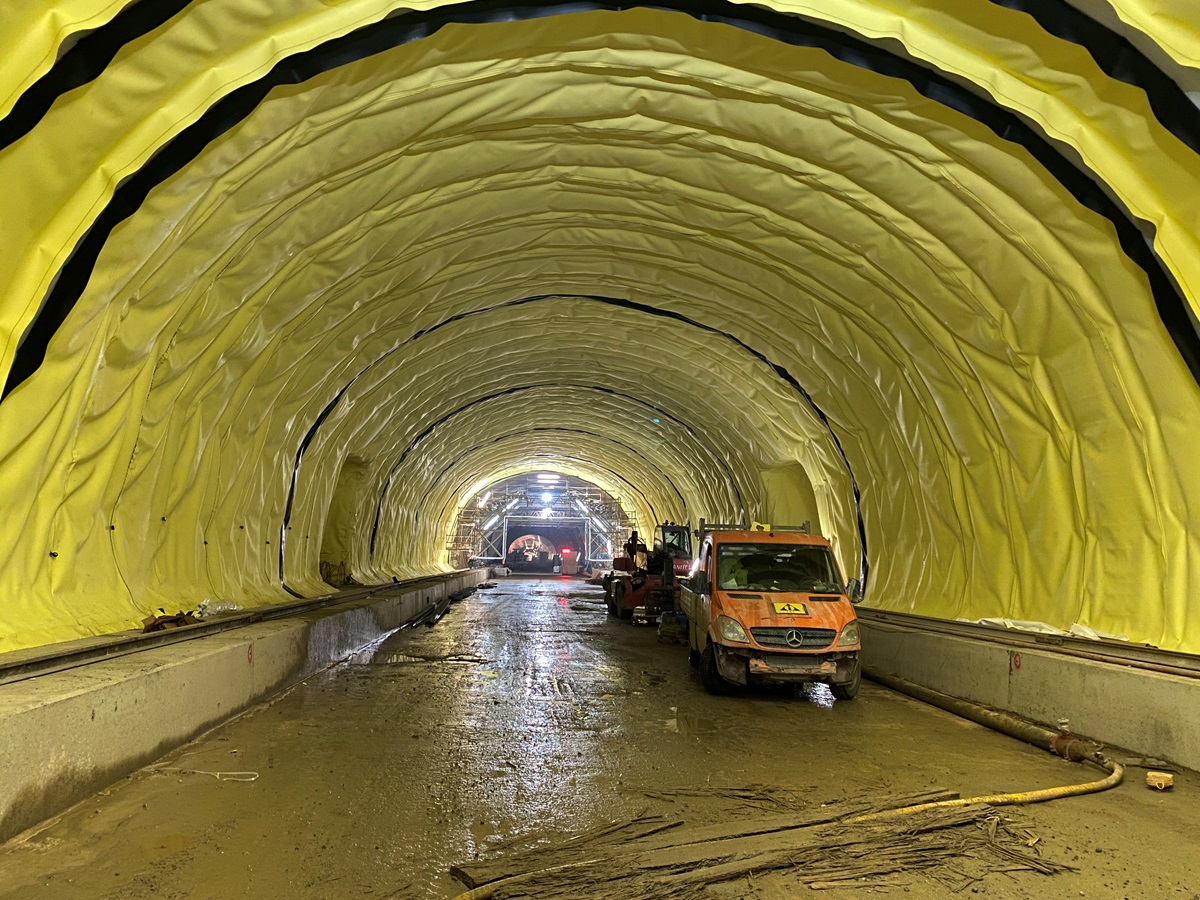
[855,667,1123,822]
[450,668,1126,899]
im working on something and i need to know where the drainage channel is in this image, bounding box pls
[0,572,477,687]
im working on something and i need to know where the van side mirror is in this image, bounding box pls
[846,578,864,604]
[692,573,710,594]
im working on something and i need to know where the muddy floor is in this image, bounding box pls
[1,577,1197,899]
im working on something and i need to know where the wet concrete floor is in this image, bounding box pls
[1,577,1198,898]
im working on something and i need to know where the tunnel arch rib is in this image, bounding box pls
[4,1,1200,394]
[0,4,1197,655]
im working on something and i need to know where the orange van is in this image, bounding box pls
[680,522,862,698]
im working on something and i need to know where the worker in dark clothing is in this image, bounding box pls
[624,530,647,562]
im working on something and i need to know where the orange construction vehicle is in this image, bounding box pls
[680,521,862,698]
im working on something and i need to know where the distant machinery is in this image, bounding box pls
[447,472,634,570]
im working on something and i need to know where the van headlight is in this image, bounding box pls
[837,621,860,647]
[717,615,749,643]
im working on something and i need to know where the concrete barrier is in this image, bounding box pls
[0,571,486,844]
[861,619,1200,771]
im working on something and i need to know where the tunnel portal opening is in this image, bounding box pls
[505,530,584,573]
[447,471,635,571]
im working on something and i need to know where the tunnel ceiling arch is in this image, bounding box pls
[0,2,1198,654]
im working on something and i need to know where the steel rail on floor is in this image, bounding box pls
[0,573,474,687]
[858,607,1200,679]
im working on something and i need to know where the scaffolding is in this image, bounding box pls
[445,475,634,567]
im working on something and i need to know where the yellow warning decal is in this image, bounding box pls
[773,602,808,615]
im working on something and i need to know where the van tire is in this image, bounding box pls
[830,661,861,701]
[699,643,727,694]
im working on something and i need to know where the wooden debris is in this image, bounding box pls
[635,783,817,812]
[452,792,1068,900]
[140,609,202,632]
[450,814,677,888]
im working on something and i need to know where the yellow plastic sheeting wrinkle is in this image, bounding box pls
[0,0,129,119]
[755,0,1200,312]
[301,337,776,586]
[0,0,438,372]
[1057,0,1200,80]
[0,8,1198,653]
[1101,0,1200,68]
[4,1,1200,387]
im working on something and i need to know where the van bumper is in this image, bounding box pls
[714,645,860,687]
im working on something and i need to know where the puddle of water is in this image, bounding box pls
[802,682,836,709]
[663,705,723,735]
[568,603,606,613]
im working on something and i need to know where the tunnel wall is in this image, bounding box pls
[0,4,1198,653]
[0,572,486,845]
[861,616,1200,773]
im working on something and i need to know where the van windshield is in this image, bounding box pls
[716,543,842,593]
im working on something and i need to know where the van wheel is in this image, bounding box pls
[699,643,727,694]
[830,660,861,701]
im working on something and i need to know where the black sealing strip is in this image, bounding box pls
[396,415,682,540]
[1,2,1194,596]
[4,0,1199,400]
[6,0,1198,160]
[988,0,1200,154]
[338,292,872,591]
[284,380,674,592]
[366,382,745,557]
[0,0,196,152]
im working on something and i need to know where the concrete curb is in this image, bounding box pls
[0,571,486,844]
[862,621,1199,770]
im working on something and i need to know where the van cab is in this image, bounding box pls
[679,522,862,698]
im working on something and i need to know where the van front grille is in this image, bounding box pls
[750,627,836,649]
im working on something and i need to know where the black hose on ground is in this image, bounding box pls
[857,666,1124,821]
[449,668,1127,898]
[864,667,1063,748]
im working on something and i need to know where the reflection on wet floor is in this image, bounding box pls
[3,575,1200,899]
[332,577,871,892]
[336,576,852,893]
[368,652,490,665]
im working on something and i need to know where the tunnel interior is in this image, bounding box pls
[448,470,635,572]
[1,2,1199,654]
